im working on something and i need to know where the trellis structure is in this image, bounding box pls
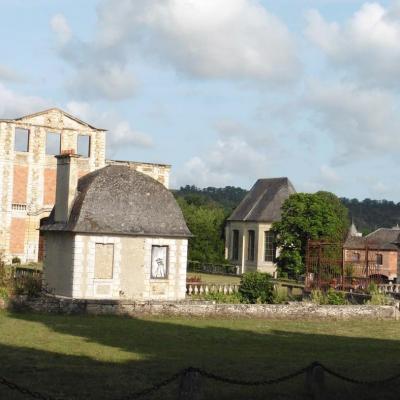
[305,240,388,292]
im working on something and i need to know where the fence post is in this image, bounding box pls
[178,368,203,400]
[305,364,326,400]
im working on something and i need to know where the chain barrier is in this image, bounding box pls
[312,362,400,386]
[1,362,400,399]
[0,376,60,400]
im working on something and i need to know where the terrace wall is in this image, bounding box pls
[5,297,399,320]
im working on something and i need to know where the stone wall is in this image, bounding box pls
[106,159,171,189]
[5,297,399,320]
[0,108,106,263]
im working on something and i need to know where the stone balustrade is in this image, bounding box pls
[378,284,400,294]
[186,283,240,296]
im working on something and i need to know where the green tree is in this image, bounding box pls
[176,197,227,263]
[272,192,349,277]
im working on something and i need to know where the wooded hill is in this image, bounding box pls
[174,185,400,234]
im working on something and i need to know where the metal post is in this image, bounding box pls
[178,368,202,400]
[305,364,326,400]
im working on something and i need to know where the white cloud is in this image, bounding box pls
[54,0,300,98]
[65,101,154,154]
[50,14,72,45]
[50,14,136,100]
[0,84,48,118]
[0,65,25,83]
[306,80,400,164]
[305,2,400,86]
[175,119,279,188]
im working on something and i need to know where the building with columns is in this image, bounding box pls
[225,178,295,276]
[0,108,170,263]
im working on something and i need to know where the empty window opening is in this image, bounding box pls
[77,135,90,157]
[95,243,114,279]
[247,230,255,261]
[14,128,29,152]
[264,231,275,262]
[46,132,61,155]
[376,253,383,266]
[232,230,239,261]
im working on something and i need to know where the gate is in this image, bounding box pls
[305,240,387,292]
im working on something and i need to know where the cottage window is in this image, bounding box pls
[94,243,114,279]
[14,128,29,152]
[376,254,383,266]
[352,252,361,262]
[151,245,168,279]
[77,135,90,157]
[247,230,255,261]
[264,231,274,262]
[46,132,61,155]
[232,230,239,261]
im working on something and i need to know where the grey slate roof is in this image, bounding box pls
[344,227,400,250]
[227,177,296,222]
[41,165,191,238]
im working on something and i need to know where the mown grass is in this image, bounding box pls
[0,311,399,399]
[187,272,241,284]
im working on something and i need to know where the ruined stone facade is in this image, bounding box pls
[0,108,171,263]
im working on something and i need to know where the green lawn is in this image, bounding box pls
[0,311,399,399]
[187,272,241,284]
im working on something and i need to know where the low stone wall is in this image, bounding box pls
[2,296,399,320]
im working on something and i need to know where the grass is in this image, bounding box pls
[0,311,400,399]
[187,272,241,284]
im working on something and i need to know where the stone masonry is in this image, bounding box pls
[0,108,171,263]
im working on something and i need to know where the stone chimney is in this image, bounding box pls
[54,153,80,223]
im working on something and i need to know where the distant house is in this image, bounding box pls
[225,178,296,276]
[41,154,191,300]
[343,223,400,282]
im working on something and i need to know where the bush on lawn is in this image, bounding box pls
[239,272,274,304]
[311,288,348,305]
[366,282,392,305]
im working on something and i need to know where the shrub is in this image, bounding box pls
[325,289,347,305]
[310,289,327,305]
[310,288,348,305]
[366,282,392,305]
[239,272,274,304]
[12,257,21,265]
[272,286,290,304]
[197,292,242,304]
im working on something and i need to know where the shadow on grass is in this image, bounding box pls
[1,311,400,400]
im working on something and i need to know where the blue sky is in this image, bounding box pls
[1,0,399,200]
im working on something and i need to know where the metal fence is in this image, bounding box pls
[305,241,389,292]
[187,260,240,276]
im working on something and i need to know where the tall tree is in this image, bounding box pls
[176,197,227,263]
[272,192,349,277]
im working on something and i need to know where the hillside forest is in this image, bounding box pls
[174,185,400,266]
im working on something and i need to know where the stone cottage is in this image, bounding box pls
[40,154,191,300]
[344,223,400,283]
[0,108,170,264]
[225,177,295,276]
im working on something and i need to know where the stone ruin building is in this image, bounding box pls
[0,108,170,264]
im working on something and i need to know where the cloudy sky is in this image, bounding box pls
[1,0,399,200]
